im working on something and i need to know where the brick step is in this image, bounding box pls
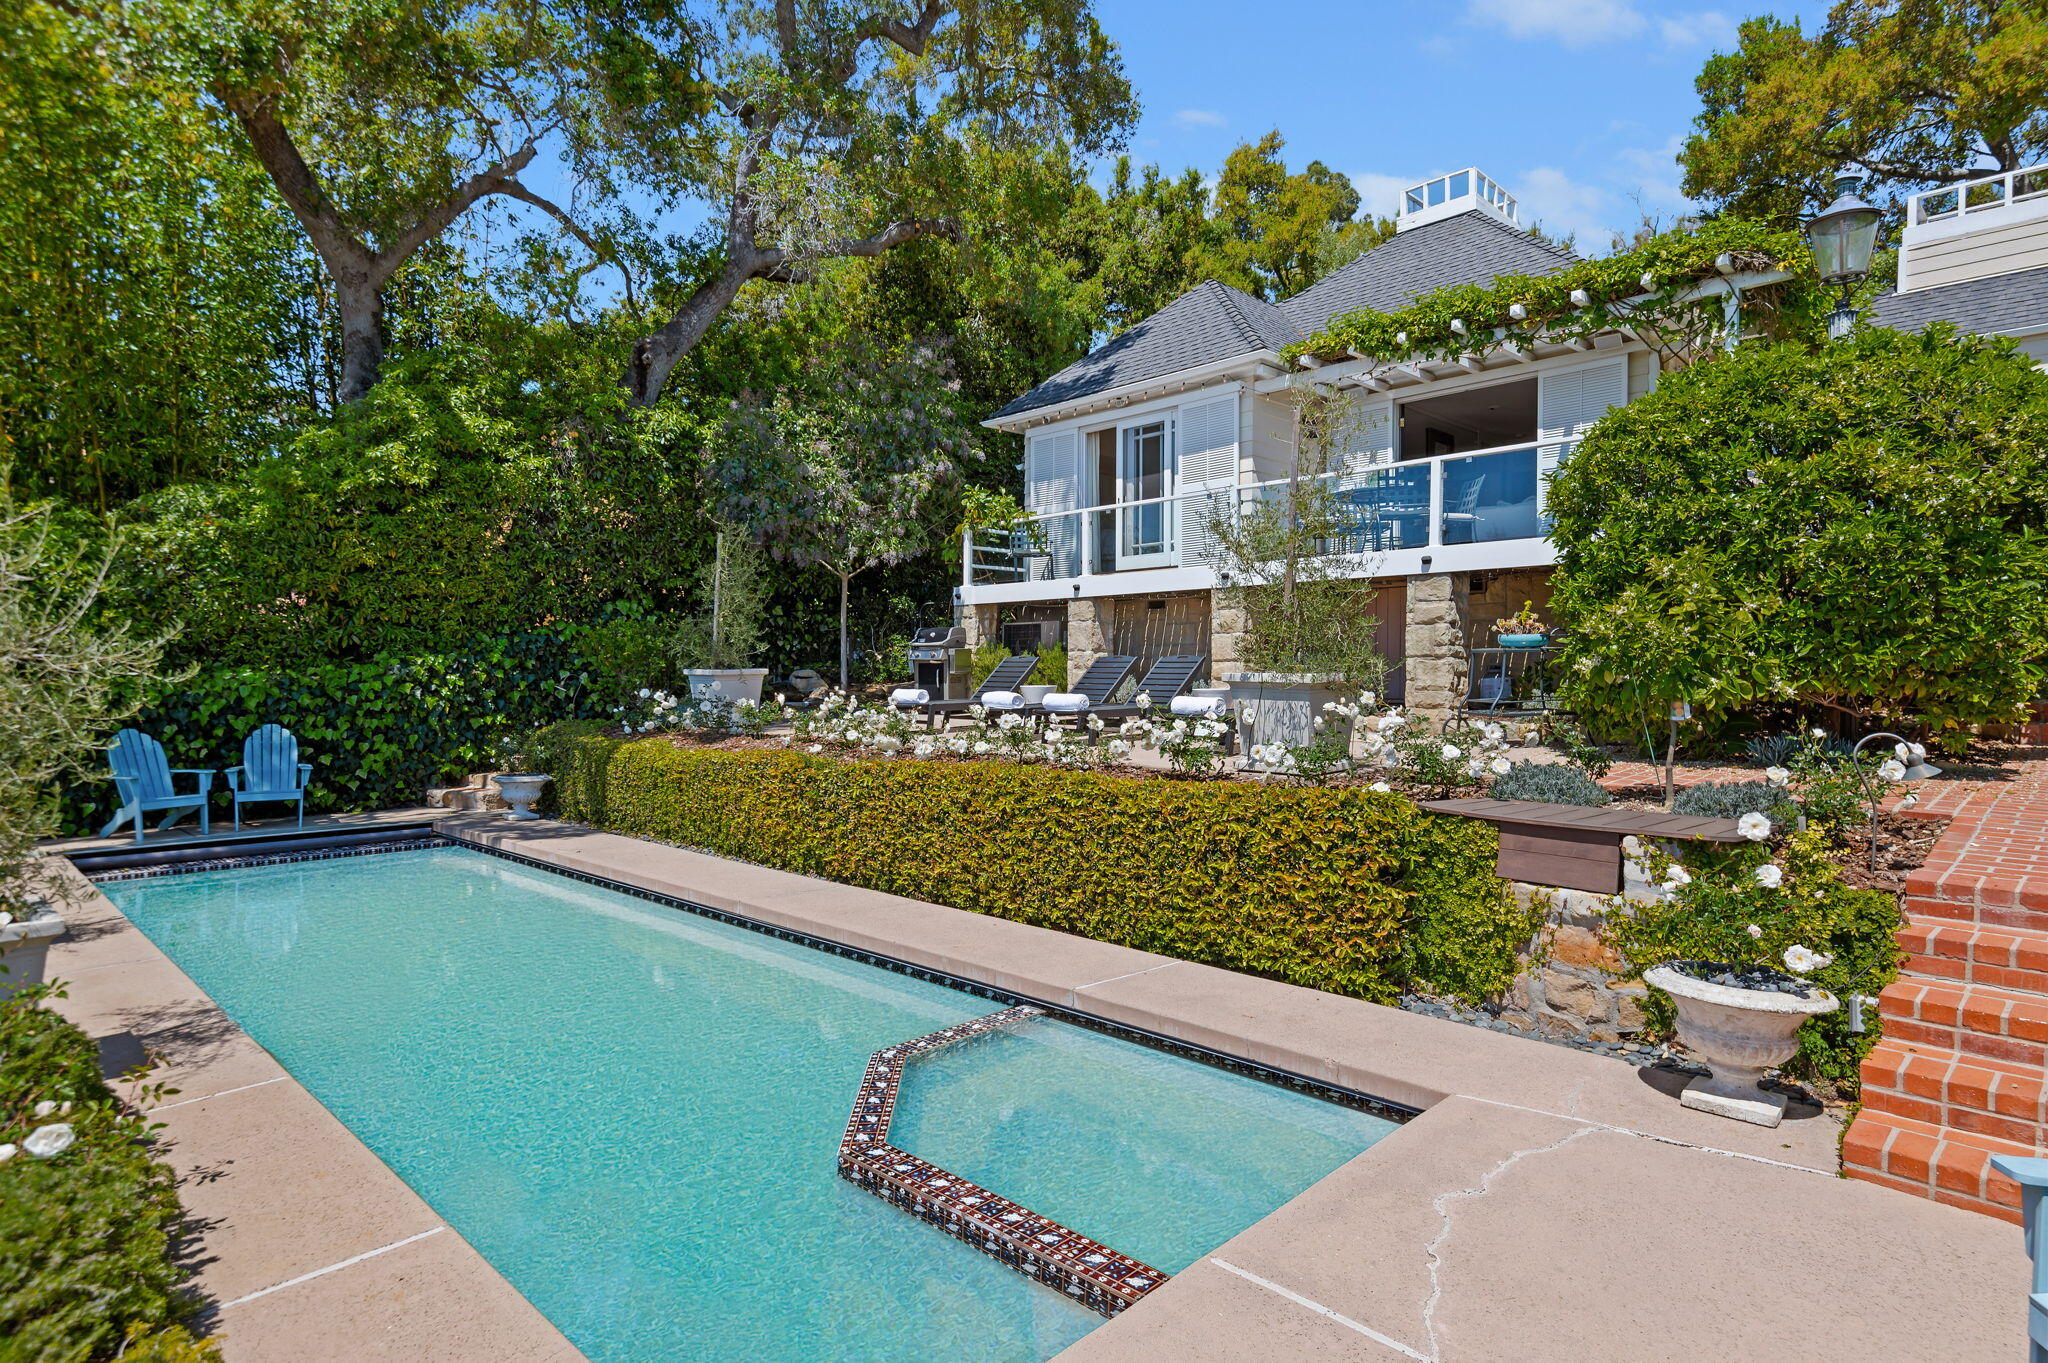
[1898,921,2048,997]
[1877,977,2048,1065]
[1843,1108,2034,1221]
[1859,1039,2048,1148]
[1903,892,2048,935]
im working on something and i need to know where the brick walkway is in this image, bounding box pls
[1841,755,2048,1222]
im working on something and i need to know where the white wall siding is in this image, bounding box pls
[1177,394,1239,567]
[1537,357,1629,513]
[1627,349,1657,402]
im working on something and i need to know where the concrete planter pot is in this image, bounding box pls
[0,909,66,1000]
[490,773,551,821]
[1225,672,1351,773]
[1645,964,1837,1127]
[1018,684,1055,706]
[684,668,769,705]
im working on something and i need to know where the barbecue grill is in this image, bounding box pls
[906,624,969,700]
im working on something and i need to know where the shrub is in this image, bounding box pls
[0,986,216,1361]
[1549,325,2048,739]
[527,728,1529,1004]
[1673,780,1797,822]
[1487,761,1611,806]
[1744,733,1855,767]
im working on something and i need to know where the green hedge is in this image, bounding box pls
[529,724,1532,1004]
[58,631,616,835]
[0,986,217,1361]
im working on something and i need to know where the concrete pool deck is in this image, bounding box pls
[38,812,2030,1360]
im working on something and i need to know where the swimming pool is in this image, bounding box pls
[100,844,1396,1361]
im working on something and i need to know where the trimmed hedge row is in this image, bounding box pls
[0,986,217,1361]
[530,724,1537,1004]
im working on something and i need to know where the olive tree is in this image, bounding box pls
[1547,324,2048,739]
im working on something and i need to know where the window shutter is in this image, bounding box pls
[1175,395,1238,567]
[1537,358,1627,515]
[1336,399,1395,469]
[1024,429,1081,578]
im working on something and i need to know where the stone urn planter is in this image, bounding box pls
[684,668,769,705]
[1645,962,1838,1127]
[1019,683,1055,706]
[490,773,551,821]
[0,906,66,1001]
[1225,672,1351,773]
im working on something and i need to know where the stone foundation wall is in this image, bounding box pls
[1500,884,1652,1045]
[1403,573,1470,722]
[1209,587,1246,680]
[1065,597,1111,688]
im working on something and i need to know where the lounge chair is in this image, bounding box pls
[225,723,314,830]
[1029,655,1140,728]
[101,729,214,845]
[1084,655,1210,729]
[903,654,1039,728]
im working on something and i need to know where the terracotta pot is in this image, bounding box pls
[1646,964,1837,1127]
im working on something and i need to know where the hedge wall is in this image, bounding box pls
[57,631,616,836]
[529,724,1535,1004]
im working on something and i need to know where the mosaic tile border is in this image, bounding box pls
[837,1006,1169,1317]
[81,836,452,883]
[442,834,1416,1126]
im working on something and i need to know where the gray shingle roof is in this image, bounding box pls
[988,280,1301,421]
[1281,210,1578,335]
[1869,265,2048,339]
[988,211,1579,422]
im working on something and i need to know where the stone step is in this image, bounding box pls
[1878,977,2048,1066]
[426,786,484,812]
[1843,1107,2033,1222]
[1859,1038,2047,1148]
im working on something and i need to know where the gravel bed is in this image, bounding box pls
[1396,992,1700,1072]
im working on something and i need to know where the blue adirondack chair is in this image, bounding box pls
[101,729,214,845]
[1989,1154,2048,1362]
[224,724,313,830]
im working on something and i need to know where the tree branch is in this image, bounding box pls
[500,182,637,313]
[368,142,540,284]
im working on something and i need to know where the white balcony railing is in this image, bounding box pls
[1904,162,2048,247]
[966,441,1553,587]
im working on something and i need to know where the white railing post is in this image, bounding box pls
[1427,455,1444,549]
[1080,508,1096,578]
[961,525,974,590]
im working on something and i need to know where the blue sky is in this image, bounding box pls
[1094,0,1832,249]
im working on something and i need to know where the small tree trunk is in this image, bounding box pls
[336,275,385,405]
[837,570,852,688]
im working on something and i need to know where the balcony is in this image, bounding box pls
[1903,162,2048,248]
[964,443,1554,595]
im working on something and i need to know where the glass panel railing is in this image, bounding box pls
[1331,463,1433,553]
[1439,447,1542,545]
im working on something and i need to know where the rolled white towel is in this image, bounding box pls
[889,687,930,707]
[1169,695,1227,717]
[980,690,1025,710]
[1040,692,1090,712]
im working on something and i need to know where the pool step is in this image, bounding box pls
[837,1006,1169,1318]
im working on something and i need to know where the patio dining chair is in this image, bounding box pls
[224,723,314,830]
[101,729,214,845]
[910,654,1040,728]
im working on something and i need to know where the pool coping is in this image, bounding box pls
[36,850,586,1363]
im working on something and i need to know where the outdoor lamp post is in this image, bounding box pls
[1850,731,1942,871]
[1804,169,1883,340]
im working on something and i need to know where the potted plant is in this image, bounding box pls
[1494,601,1548,648]
[1211,385,1390,770]
[0,894,66,1001]
[677,527,770,705]
[489,737,551,821]
[1621,827,1842,1127]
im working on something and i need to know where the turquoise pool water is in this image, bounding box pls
[103,846,1392,1361]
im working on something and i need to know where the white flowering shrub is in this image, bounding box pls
[614,688,796,738]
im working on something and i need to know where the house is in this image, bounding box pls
[962,162,2048,720]
[1870,162,2048,363]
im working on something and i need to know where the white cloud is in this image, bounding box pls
[1463,0,1645,47]
[1514,166,1616,248]
[1172,109,1227,128]
[1349,171,1420,220]
[1615,136,1691,213]
[1659,10,1737,50]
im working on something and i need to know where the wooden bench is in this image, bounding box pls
[1418,798,1746,894]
